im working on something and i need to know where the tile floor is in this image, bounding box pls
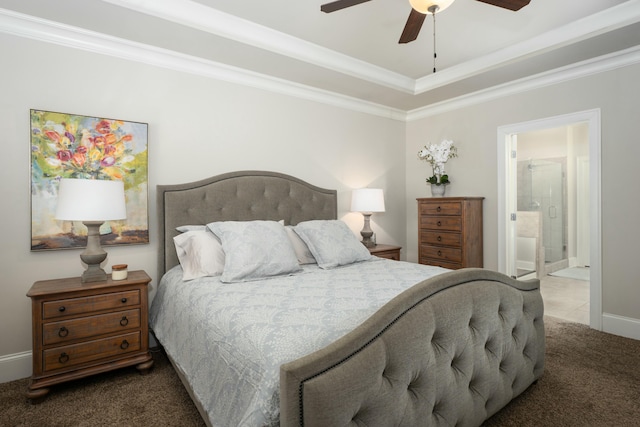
[538,274,590,325]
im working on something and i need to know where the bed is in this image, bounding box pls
[151,170,545,427]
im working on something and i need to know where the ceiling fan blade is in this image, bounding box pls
[321,0,372,13]
[475,0,531,11]
[399,9,426,44]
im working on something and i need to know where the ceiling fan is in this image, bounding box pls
[320,0,531,44]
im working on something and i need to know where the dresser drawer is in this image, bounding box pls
[420,258,463,270]
[43,290,140,320]
[419,201,462,216]
[421,245,462,263]
[43,309,141,346]
[421,231,462,247]
[420,216,462,232]
[43,331,141,372]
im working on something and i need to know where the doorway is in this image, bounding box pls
[497,109,602,330]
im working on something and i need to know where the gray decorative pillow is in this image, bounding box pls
[207,220,301,283]
[293,220,372,269]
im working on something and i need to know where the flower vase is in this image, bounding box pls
[430,183,446,197]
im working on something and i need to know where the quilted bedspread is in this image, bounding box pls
[149,259,447,427]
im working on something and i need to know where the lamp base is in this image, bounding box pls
[360,213,376,248]
[80,221,109,283]
[81,264,108,283]
[361,237,376,248]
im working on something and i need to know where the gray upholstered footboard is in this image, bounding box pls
[280,268,545,427]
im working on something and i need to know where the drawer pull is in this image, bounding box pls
[437,236,442,242]
[58,306,66,313]
[437,221,442,227]
[120,340,129,350]
[58,327,69,338]
[438,250,442,257]
[58,352,69,364]
[120,316,129,327]
[121,298,127,303]
[437,206,441,212]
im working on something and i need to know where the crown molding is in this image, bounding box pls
[406,44,640,121]
[100,0,415,93]
[1,7,639,123]
[0,8,406,121]
[101,0,640,95]
[414,0,640,93]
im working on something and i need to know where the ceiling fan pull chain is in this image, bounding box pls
[432,11,437,73]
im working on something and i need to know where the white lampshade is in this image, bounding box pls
[351,188,385,213]
[55,178,126,221]
[409,0,456,14]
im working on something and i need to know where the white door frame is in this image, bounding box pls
[497,109,602,330]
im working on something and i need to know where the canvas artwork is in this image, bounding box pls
[30,109,149,251]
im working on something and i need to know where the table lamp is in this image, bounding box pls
[55,178,127,283]
[351,188,385,248]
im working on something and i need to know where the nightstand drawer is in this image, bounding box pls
[421,245,462,263]
[43,331,141,372]
[420,216,462,231]
[43,309,141,345]
[419,201,462,216]
[421,231,461,247]
[43,290,140,320]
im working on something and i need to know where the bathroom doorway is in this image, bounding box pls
[516,126,589,325]
[497,109,602,330]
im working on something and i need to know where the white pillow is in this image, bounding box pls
[207,220,301,283]
[173,230,225,281]
[285,225,316,264]
[176,225,206,232]
[293,220,373,269]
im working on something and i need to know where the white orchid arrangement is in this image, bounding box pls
[418,139,458,185]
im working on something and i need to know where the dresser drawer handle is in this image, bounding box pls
[438,250,442,257]
[58,306,66,313]
[58,327,69,338]
[121,298,127,303]
[437,206,441,212]
[58,352,69,364]
[120,316,129,327]
[437,236,442,242]
[120,340,129,350]
[437,221,442,227]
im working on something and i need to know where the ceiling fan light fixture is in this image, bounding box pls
[409,0,456,14]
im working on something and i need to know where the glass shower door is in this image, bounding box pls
[518,159,566,267]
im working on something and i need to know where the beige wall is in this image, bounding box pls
[405,62,640,323]
[2,26,639,381]
[0,34,406,363]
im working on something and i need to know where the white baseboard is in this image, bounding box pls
[0,351,31,384]
[517,260,535,271]
[602,313,640,340]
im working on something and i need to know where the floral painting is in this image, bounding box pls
[30,109,149,251]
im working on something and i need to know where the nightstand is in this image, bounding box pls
[368,244,402,260]
[26,270,154,401]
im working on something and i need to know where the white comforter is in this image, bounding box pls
[149,258,447,427]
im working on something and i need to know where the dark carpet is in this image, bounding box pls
[1,316,639,426]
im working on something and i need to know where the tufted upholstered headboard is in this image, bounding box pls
[157,170,337,280]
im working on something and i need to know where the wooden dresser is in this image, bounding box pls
[417,197,484,269]
[26,270,154,401]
